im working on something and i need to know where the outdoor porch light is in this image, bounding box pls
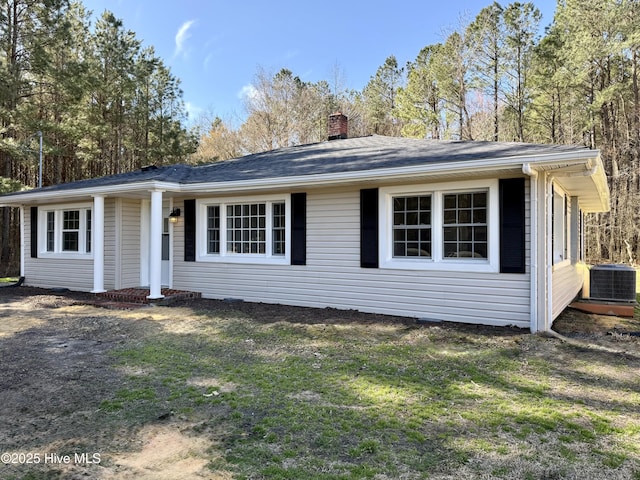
[168,208,181,223]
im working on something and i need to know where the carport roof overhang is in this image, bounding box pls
[0,150,610,213]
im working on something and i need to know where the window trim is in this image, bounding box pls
[196,194,291,265]
[38,202,93,259]
[379,180,500,272]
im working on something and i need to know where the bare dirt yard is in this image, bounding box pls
[0,286,639,479]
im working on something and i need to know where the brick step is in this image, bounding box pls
[97,288,201,305]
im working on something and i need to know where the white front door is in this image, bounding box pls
[140,200,171,289]
[161,216,170,287]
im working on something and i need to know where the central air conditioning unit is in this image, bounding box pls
[589,264,637,302]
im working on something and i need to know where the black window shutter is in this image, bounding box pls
[500,178,526,273]
[291,193,307,265]
[360,188,379,268]
[30,206,38,258]
[184,199,196,262]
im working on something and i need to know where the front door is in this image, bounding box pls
[161,217,170,286]
[139,200,172,289]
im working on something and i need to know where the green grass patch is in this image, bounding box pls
[97,310,640,479]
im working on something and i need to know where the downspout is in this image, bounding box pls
[522,164,538,333]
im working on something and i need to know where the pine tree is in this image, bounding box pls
[363,55,404,136]
[396,45,443,139]
[502,1,541,142]
[466,2,505,141]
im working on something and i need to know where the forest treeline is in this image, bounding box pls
[0,0,197,270]
[1,0,639,275]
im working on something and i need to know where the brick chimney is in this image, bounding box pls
[328,112,348,140]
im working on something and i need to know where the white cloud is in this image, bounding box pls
[174,20,196,58]
[238,84,258,101]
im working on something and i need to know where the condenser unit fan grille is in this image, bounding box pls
[590,264,636,302]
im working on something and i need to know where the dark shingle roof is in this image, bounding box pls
[184,135,588,184]
[1,135,592,198]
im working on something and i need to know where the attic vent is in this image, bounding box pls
[141,165,158,172]
[590,264,636,302]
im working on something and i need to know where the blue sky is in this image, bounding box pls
[83,1,558,126]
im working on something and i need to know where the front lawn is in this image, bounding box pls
[98,303,640,479]
[0,290,638,479]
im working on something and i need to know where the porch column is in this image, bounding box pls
[147,190,164,300]
[91,195,106,293]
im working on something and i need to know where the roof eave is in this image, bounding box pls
[0,180,181,206]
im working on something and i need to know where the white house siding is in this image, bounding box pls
[173,184,532,328]
[119,198,141,288]
[23,209,93,291]
[551,263,584,320]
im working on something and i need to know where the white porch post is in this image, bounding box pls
[148,190,164,299]
[92,195,106,293]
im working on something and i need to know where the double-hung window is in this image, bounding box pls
[393,195,432,258]
[443,192,487,259]
[381,180,499,272]
[62,210,80,252]
[40,204,92,256]
[198,195,290,264]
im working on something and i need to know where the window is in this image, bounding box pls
[380,180,499,272]
[552,187,568,265]
[40,204,92,256]
[62,210,80,251]
[392,195,431,258]
[198,195,290,264]
[272,202,286,256]
[443,192,487,259]
[46,212,55,252]
[207,206,220,254]
[226,203,266,254]
[86,210,92,253]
